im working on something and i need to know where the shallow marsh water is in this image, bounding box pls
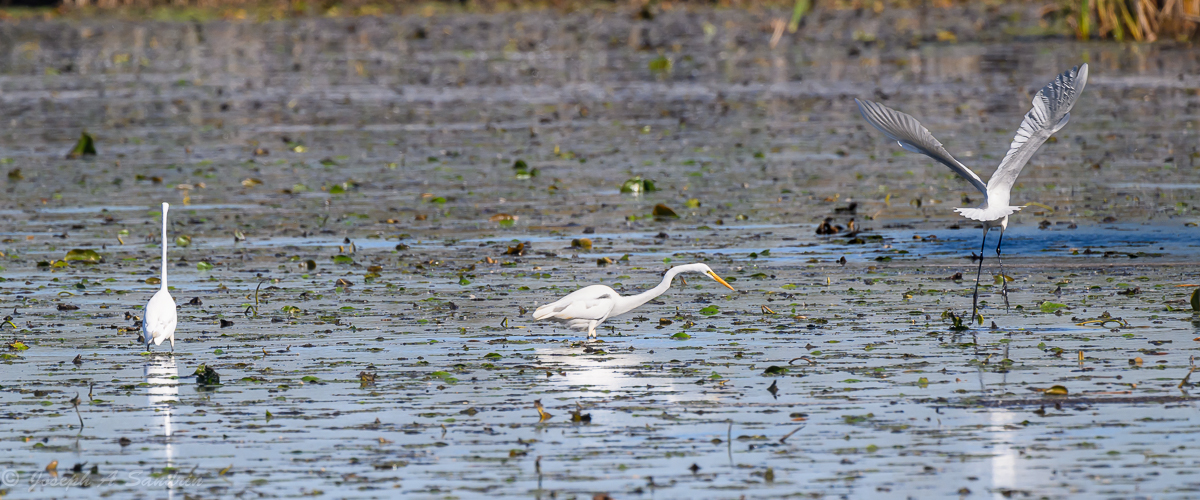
[1,8,1200,499]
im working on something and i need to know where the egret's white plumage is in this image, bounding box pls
[533,263,735,339]
[143,202,177,352]
[856,64,1088,317]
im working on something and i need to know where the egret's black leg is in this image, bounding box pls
[971,227,989,320]
[997,228,1010,312]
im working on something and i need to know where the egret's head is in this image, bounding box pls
[694,264,735,291]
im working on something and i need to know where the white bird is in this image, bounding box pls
[533,263,735,339]
[143,202,178,352]
[856,64,1088,319]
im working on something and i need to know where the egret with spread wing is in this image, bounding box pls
[143,202,178,352]
[856,64,1088,319]
[533,263,735,339]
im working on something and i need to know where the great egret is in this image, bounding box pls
[143,202,178,352]
[855,64,1088,319]
[533,263,735,339]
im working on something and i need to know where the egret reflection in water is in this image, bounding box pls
[144,358,179,494]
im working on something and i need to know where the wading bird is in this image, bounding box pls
[143,202,178,352]
[855,64,1088,318]
[533,263,735,339]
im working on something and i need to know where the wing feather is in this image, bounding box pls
[986,64,1089,194]
[855,98,988,195]
[533,286,617,323]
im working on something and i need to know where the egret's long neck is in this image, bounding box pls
[612,267,686,316]
[160,205,169,289]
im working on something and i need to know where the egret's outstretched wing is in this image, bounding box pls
[986,64,1088,194]
[855,98,987,195]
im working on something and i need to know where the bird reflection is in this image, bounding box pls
[145,358,179,437]
[144,358,179,495]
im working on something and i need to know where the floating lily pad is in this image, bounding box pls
[513,159,539,179]
[1045,385,1068,395]
[652,204,679,218]
[648,55,672,74]
[620,176,657,194]
[195,364,220,385]
[763,366,788,376]
[66,131,97,159]
[64,249,101,263]
[1040,302,1067,313]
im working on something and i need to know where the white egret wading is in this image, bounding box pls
[143,202,178,352]
[855,64,1088,318]
[533,263,735,339]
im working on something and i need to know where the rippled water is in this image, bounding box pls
[1,9,1199,499]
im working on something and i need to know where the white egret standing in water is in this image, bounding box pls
[855,64,1088,318]
[534,263,735,339]
[143,202,178,352]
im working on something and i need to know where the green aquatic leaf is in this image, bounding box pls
[620,176,657,194]
[671,332,691,340]
[63,249,101,263]
[699,305,719,315]
[1045,385,1069,395]
[332,255,354,264]
[196,261,213,271]
[66,131,97,159]
[648,55,672,74]
[430,371,458,383]
[1191,288,1200,312]
[1040,302,1067,313]
[762,365,787,376]
[652,204,679,218]
[194,364,220,385]
[175,235,191,248]
[512,159,538,179]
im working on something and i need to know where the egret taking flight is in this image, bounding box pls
[533,263,735,339]
[855,64,1088,318]
[143,202,178,352]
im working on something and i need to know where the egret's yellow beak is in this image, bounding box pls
[707,271,735,291]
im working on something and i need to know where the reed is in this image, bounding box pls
[35,0,1200,42]
[1067,0,1199,40]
